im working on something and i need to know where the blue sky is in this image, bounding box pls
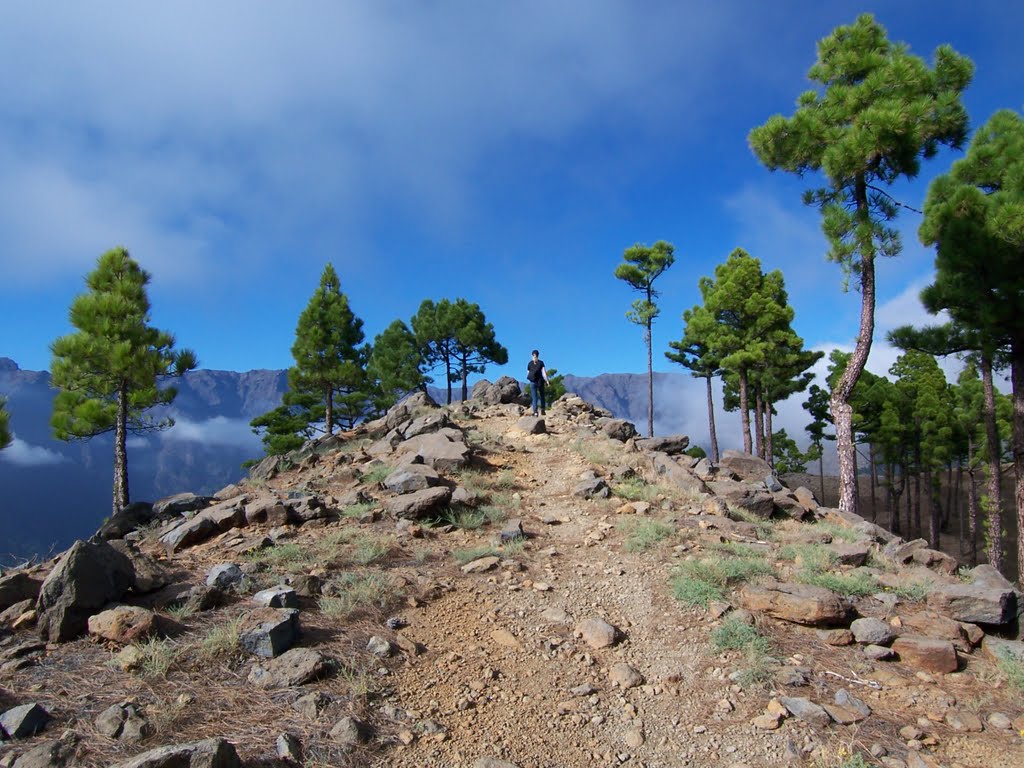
[1,1,1021,397]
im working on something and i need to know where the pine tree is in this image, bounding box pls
[50,247,197,516]
[918,107,1024,578]
[772,429,808,474]
[700,249,791,454]
[614,241,675,437]
[290,263,369,434]
[248,390,325,460]
[0,395,11,450]
[667,303,722,462]
[367,319,427,413]
[749,13,973,517]
[412,299,507,404]
[803,384,833,506]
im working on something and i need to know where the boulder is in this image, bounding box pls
[379,391,439,432]
[396,431,470,470]
[515,416,546,434]
[244,496,286,525]
[152,492,215,518]
[850,617,895,645]
[779,697,831,727]
[738,582,851,626]
[0,572,42,612]
[160,515,219,555]
[648,453,709,496]
[718,450,773,483]
[470,376,522,405]
[285,495,332,524]
[573,477,609,499]
[383,466,440,493]
[108,541,171,594]
[910,547,959,575]
[901,612,978,652]
[793,486,818,511]
[36,539,136,642]
[108,737,241,768]
[598,418,637,442]
[88,606,176,644]
[927,583,1015,625]
[884,538,928,564]
[8,732,78,767]
[384,486,453,519]
[252,586,299,609]
[576,617,618,649]
[708,481,775,519]
[771,492,813,520]
[830,542,870,567]
[206,564,243,589]
[330,716,372,746]
[0,703,50,739]
[238,608,300,658]
[892,635,959,674]
[402,411,452,439]
[635,435,689,455]
[96,501,156,540]
[247,647,333,689]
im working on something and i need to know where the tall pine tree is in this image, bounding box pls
[749,13,972,516]
[50,247,196,516]
[367,319,428,413]
[667,303,722,462]
[290,263,369,434]
[918,108,1024,578]
[615,241,675,438]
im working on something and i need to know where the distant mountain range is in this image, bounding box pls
[0,359,722,564]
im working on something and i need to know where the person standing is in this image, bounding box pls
[526,349,550,416]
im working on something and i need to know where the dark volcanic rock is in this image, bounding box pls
[0,572,43,612]
[108,737,241,768]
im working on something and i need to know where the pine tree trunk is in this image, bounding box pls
[461,352,469,403]
[914,458,922,540]
[944,464,953,531]
[831,179,874,517]
[646,324,654,438]
[739,368,752,454]
[754,390,765,461]
[113,383,130,517]
[444,355,453,405]
[885,461,898,534]
[324,386,334,435]
[905,471,913,537]
[966,456,979,566]
[705,373,720,463]
[926,468,939,550]
[1012,351,1024,581]
[868,443,877,522]
[765,397,775,469]
[819,453,826,508]
[981,352,1003,572]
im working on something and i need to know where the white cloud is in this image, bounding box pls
[161,416,260,450]
[0,437,67,467]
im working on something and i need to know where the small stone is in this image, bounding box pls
[541,607,570,624]
[892,636,958,674]
[944,709,983,732]
[864,644,896,660]
[987,712,1012,730]
[623,729,644,748]
[576,617,618,649]
[252,586,299,609]
[330,716,372,746]
[532,581,552,592]
[835,689,871,718]
[818,629,854,646]
[397,729,416,746]
[462,556,501,574]
[111,645,147,672]
[0,703,50,739]
[473,758,519,768]
[206,563,243,589]
[899,725,923,741]
[779,697,830,727]
[608,663,643,689]
[490,629,523,650]
[571,683,597,696]
[367,635,393,657]
[752,713,783,730]
[851,617,896,645]
[292,691,332,719]
[277,732,302,762]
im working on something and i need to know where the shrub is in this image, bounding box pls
[360,464,391,485]
[670,555,774,608]
[798,569,877,597]
[711,616,771,654]
[997,647,1024,692]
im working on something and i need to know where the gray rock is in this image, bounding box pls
[851,617,895,645]
[708,481,775,519]
[96,501,156,540]
[927,583,1015,625]
[384,486,453,519]
[330,716,372,746]
[396,431,470,471]
[367,635,393,657]
[276,733,302,763]
[473,759,520,768]
[9,733,78,768]
[573,477,609,499]
[779,696,831,727]
[0,704,50,739]
[635,434,689,455]
[252,586,299,609]
[836,689,871,718]
[884,538,928,564]
[500,519,525,542]
[238,608,300,658]
[471,376,522,405]
[608,663,643,689]
[402,412,452,439]
[95,703,150,741]
[863,644,895,660]
[108,541,171,594]
[649,452,709,496]
[206,564,243,589]
[830,542,870,567]
[764,474,783,493]
[248,647,333,689]
[152,492,215,517]
[718,450,773,483]
[292,691,332,719]
[285,574,322,597]
[576,617,618,649]
[738,582,851,626]
[598,418,637,442]
[383,466,439,493]
[160,515,219,555]
[108,737,241,768]
[515,416,546,434]
[36,539,135,642]
[461,556,500,574]
[285,495,331,524]
[0,573,42,612]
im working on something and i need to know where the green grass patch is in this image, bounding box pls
[798,569,878,597]
[612,477,657,502]
[812,520,862,543]
[778,543,838,571]
[453,545,501,565]
[360,464,391,485]
[125,637,179,678]
[437,506,487,530]
[340,501,378,519]
[244,542,314,572]
[711,615,772,654]
[996,647,1024,692]
[479,504,508,526]
[710,541,765,559]
[349,533,394,565]
[889,580,931,603]
[671,555,775,608]
[727,507,775,539]
[318,573,395,619]
[197,616,244,660]
[617,518,674,552]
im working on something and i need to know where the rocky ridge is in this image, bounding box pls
[0,381,1023,767]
